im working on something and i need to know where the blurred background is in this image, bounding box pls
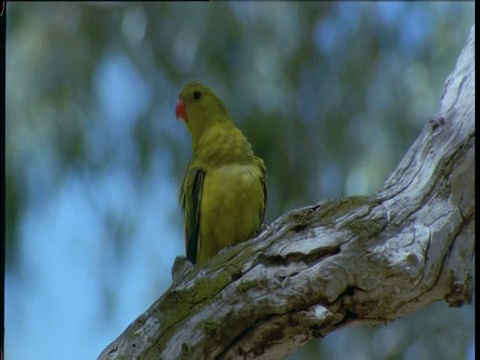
[5,2,474,359]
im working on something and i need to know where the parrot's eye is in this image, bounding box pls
[193,91,202,100]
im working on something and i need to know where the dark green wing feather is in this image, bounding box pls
[180,164,205,264]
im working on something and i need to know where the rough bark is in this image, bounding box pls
[99,25,475,360]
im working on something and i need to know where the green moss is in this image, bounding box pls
[314,196,368,223]
[181,342,191,353]
[200,318,219,337]
[344,218,385,238]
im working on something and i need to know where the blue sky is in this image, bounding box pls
[5,50,183,359]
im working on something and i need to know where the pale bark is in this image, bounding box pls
[99,25,475,360]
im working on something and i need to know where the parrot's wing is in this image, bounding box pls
[180,165,205,264]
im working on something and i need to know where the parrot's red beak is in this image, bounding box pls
[175,99,188,122]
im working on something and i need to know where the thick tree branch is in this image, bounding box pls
[99,25,475,360]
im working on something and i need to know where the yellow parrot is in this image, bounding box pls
[175,80,267,264]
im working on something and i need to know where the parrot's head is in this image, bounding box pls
[175,80,231,139]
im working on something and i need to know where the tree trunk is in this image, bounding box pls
[99,25,475,360]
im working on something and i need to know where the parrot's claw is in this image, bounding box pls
[171,256,194,284]
[260,222,271,232]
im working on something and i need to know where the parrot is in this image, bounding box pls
[175,80,267,265]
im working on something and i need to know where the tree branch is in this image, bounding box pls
[99,25,475,360]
